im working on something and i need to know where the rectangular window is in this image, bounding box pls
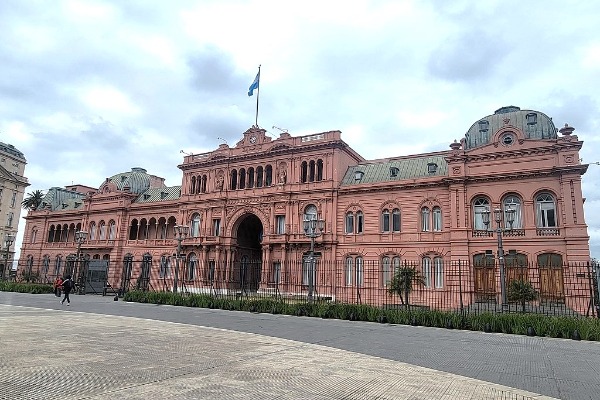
[208,260,216,282]
[276,215,285,234]
[537,203,556,227]
[382,257,391,286]
[212,219,221,236]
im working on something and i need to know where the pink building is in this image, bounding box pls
[19,106,592,313]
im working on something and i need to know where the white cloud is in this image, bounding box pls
[2,0,600,259]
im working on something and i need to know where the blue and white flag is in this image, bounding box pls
[248,71,260,96]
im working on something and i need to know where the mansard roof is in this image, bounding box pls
[38,187,85,211]
[135,186,181,203]
[0,141,26,161]
[464,106,558,150]
[103,167,164,195]
[341,153,448,186]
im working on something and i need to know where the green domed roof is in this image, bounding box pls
[464,106,558,150]
[106,167,152,194]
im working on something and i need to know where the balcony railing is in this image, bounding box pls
[536,228,560,236]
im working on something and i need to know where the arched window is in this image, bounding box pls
[256,166,264,187]
[239,168,246,189]
[317,159,324,181]
[503,195,522,229]
[31,229,37,244]
[89,222,97,240]
[473,197,490,230]
[201,175,207,193]
[355,257,363,287]
[191,213,201,238]
[345,212,354,234]
[392,208,401,232]
[247,167,254,188]
[382,256,391,286]
[47,225,55,243]
[108,220,116,240]
[434,257,443,288]
[304,204,317,222]
[309,160,316,182]
[422,257,432,288]
[190,176,196,194]
[42,255,50,277]
[159,255,170,278]
[54,255,62,277]
[187,253,198,281]
[230,170,238,190]
[265,165,273,186]
[535,193,557,227]
[99,221,106,240]
[421,207,430,232]
[432,207,442,231]
[356,211,364,234]
[382,209,390,232]
[345,257,353,286]
[301,161,308,183]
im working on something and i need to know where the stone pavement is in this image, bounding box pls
[0,298,554,399]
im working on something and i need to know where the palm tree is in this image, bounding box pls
[387,265,426,308]
[21,190,45,211]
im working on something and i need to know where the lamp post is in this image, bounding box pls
[2,232,15,280]
[303,215,325,302]
[173,224,189,294]
[482,207,515,310]
[73,230,88,293]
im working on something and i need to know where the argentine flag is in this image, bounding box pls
[248,71,260,96]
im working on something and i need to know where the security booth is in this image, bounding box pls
[84,260,109,294]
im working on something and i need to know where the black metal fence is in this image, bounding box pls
[14,258,600,318]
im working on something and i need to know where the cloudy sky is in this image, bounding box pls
[2,0,600,258]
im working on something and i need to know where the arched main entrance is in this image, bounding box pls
[233,214,263,292]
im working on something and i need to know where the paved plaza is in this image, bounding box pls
[1,293,598,399]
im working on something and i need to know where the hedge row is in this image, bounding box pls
[123,291,600,341]
[0,281,54,294]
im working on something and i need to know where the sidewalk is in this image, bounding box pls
[0,294,557,399]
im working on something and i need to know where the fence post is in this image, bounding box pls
[595,263,600,318]
[458,260,464,315]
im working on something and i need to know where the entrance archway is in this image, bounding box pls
[233,214,263,292]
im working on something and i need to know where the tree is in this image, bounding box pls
[387,265,426,307]
[507,279,538,302]
[21,190,45,211]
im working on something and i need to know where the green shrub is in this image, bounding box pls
[0,281,53,294]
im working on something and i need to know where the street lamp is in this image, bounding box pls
[173,224,189,293]
[303,215,325,302]
[2,232,15,280]
[73,230,88,293]
[482,207,515,309]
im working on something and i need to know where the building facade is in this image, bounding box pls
[0,142,28,276]
[19,107,592,311]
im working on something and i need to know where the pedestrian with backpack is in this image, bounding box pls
[61,275,74,306]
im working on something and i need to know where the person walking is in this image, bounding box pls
[60,275,74,306]
[53,276,63,297]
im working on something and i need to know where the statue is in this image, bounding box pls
[278,168,287,184]
[216,175,224,191]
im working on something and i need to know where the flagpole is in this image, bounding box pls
[255,65,261,127]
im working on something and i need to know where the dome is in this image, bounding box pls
[463,106,558,150]
[105,167,152,194]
